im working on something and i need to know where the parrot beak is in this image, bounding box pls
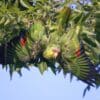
[52,48,60,58]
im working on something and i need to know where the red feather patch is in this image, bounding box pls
[20,37,27,47]
[75,48,81,57]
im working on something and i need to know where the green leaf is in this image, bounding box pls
[38,62,48,74]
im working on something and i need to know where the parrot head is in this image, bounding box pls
[43,45,60,59]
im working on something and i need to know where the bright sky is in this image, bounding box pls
[0,66,100,100]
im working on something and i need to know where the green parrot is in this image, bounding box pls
[59,25,99,86]
[15,29,41,63]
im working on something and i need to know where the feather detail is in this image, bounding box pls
[75,48,81,57]
[75,47,84,57]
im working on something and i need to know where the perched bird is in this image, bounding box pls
[58,24,99,86]
[15,29,41,63]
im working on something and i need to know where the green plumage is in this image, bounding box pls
[30,20,46,41]
[0,0,100,93]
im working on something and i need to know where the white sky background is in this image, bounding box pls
[0,66,100,100]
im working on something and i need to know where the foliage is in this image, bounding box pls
[0,0,100,95]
